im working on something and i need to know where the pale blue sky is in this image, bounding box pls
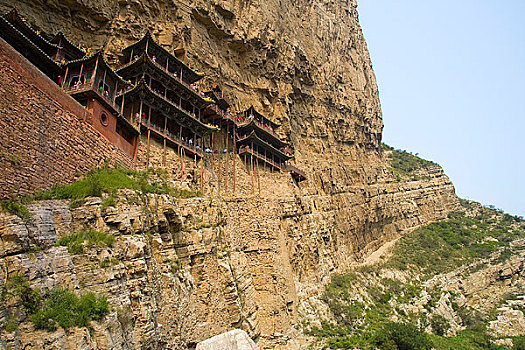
[358,0,525,217]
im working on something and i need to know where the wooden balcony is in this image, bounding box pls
[238,146,285,171]
[64,81,121,114]
[141,121,203,158]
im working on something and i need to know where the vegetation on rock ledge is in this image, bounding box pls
[2,274,109,332]
[383,144,436,181]
[35,166,202,201]
[307,200,525,349]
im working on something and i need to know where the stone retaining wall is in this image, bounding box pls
[0,37,133,199]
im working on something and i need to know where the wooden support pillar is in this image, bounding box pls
[210,132,214,173]
[200,157,204,194]
[91,56,99,85]
[146,129,151,169]
[101,69,107,91]
[163,116,167,168]
[218,144,221,194]
[233,127,237,194]
[78,63,84,84]
[179,145,183,175]
[182,148,186,174]
[225,124,229,194]
[120,94,125,115]
[256,157,261,196]
[113,80,118,104]
[249,153,254,194]
[193,132,197,167]
[62,66,69,88]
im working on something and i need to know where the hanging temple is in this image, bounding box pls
[0,8,306,195]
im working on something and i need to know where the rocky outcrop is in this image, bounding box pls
[196,329,259,350]
[0,0,461,348]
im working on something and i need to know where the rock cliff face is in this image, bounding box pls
[0,0,460,348]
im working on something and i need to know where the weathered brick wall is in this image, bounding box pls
[0,38,134,199]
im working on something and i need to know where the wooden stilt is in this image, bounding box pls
[225,124,229,194]
[256,157,261,196]
[146,129,151,169]
[194,132,197,167]
[180,146,184,175]
[250,154,254,194]
[218,147,222,194]
[200,157,204,194]
[233,128,237,194]
[163,116,167,168]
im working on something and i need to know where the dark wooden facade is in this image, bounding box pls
[62,52,139,159]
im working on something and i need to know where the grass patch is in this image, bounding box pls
[56,230,115,255]
[35,166,202,201]
[99,257,120,269]
[0,199,32,222]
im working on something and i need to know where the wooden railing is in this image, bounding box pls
[141,121,203,157]
[238,146,284,170]
[64,81,120,112]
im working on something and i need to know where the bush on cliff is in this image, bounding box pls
[56,230,115,254]
[372,322,432,350]
[3,274,109,332]
[0,199,32,222]
[31,289,109,331]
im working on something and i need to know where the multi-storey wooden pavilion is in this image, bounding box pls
[62,51,140,158]
[116,32,217,162]
[236,107,306,182]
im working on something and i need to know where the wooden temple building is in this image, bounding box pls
[0,8,306,193]
[115,32,217,164]
[61,52,140,158]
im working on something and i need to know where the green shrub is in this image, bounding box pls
[170,259,183,274]
[430,314,450,336]
[99,257,119,269]
[383,144,436,177]
[373,322,432,350]
[0,200,32,222]
[30,289,109,331]
[5,274,41,314]
[4,320,18,332]
[56,230,115,254]
[101,195,117,211]
[514,337,525,350]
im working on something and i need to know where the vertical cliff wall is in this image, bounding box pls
[0,1,460,349]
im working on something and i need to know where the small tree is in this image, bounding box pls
[430,314,450,336]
